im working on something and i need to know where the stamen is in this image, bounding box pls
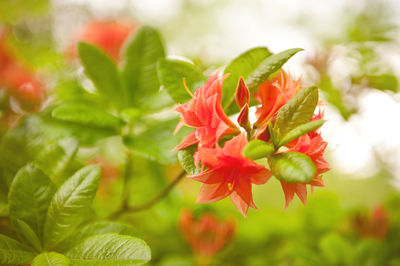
[227,183,233,191]
[182,78,195,98]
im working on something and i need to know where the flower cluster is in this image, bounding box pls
[179,209,235,257]
[352,205,389,240]
[174,70,329,217]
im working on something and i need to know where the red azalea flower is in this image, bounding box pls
[280,130,329,208]
[353,205,389,240]
[254,70,302,127]
[67,20,136,62]
[174,73,239,164]
[189,133,272,217]
[179,209,235,257]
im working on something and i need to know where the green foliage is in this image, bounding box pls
[319,233,352,265]
[367,74,398,92]
[268,152,316,183]
[78,42,124,108]
[32,252,70,266]
[65,233,151,265]
[0,0,49,23]
[14,219,42,252]
[177,145,200,175]
[0,234,36,265]
[157,58,206,103]
[279,120,325,147]
[244,140,275,160]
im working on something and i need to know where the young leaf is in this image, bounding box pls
[78,42,123,107]
[43,165,101,249]
[8,163,57,239]
[279,120,325,147]
[65,233,151,265]
[121,26,165,107]
[274,86,319,137]
[243,140,275,160]
[157,58,206,103]
[51,102,124,130]
[222,47,272,112]
[246,48,303,89]
[14,219,42,252]
[0,234,36,265]
[34,137,79,186]
[367,73,398,92]
[268,152,316,183]
[177,145,200,175]
[32,252,70,266]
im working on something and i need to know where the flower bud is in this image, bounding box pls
[237,103,250,132]
[235,77,249,109]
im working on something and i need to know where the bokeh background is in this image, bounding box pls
[1,0,400,265]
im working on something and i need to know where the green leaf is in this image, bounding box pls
[78,42,123,107]
[34,138,79,186]
[8,163,57,239]
[32,252,70,266]
[43,165,101,249]
[222,47,272,113]
[0,234,36,265]
[319,233,352,265]
[51,102,124,130]
[274,86,319,137]
[268,152,316,183]
[157,58,206,103]
[243,140,275,160]
[122,26,165,107]
[14,219,42,252]
[246,48,303,89]
[368,73,398,92]
[177,145,200,175]
[66,233,151,265]
[279,120,325,147]
[123,118,192,164]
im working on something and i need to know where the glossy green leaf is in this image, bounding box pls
[246,48,303,89]
[34,138,79,186]
[279,120,325,147]
[122,26,165,107]
[65,233,151,265]
[368,73,398,92]
[32,252,70,266]
[244,140,275,160]
[274,86,319,137]
[8,163,56,239]
[14,219,42,252]
[222,47,272,113]
[51,102,124,130]
[157,58,206,103]
[268,152,316,183]
[43,165,101,249]
[0,234,36,265]
[177,145,200,175]
[78,42,123,107]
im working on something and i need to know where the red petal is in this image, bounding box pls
[196,182,231,203]
[221,133,247,157]
[189,169,224,184]
[230,191,250,218]
[173,131,198,151]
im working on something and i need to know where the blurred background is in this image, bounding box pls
[1,0,400,265]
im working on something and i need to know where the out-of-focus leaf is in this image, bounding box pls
[43,165,100,249]
[246,48,303,89]
[34,137,79,186]
[177,145,200,175]
[32,252,70,266]
[279,120,325,147]
[0,234,36,265]
[14,219,42,252]
[268,152,316,183]
[121,26,165,108]
[274,86,318,136]
[244,140,275,160]
[78,42,124,107]
[8,163,56,239]
[123,118,192,164]
[352,239,388,266]
[65,233,151,265]
[319,233,352,265]
[0,0,49,23]
[368,74,398,92]
[222,47,272,113]
[157,58,206,103]
[57,221,137,252]
[51,102,124,130]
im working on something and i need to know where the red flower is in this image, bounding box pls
[179,209,235,257]
[68,20,136,62]
[352,205,389,240]
[190,133,272,217]
[174,73,239,164]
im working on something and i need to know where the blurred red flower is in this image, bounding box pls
[353,205,389,240]
[179,209,235,257]
[67,20,136,62]
[190,133,271,217]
